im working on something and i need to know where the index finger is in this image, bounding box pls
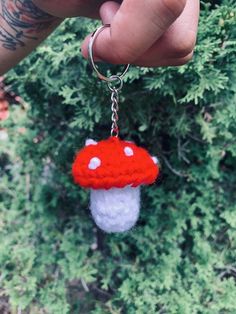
[81,0,187,64]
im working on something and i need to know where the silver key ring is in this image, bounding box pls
[88,24,130,82]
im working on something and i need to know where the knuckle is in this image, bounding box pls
[169,32,196,57]
[176,51,194,66]
[184,51,194,63]
[147,0,187,31]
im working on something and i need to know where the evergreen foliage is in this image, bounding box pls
[0,0,236,313]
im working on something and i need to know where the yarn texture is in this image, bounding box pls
[90,186,140,233]
[72,137,159,190]
[72,137,159,233]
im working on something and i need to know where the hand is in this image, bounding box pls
[81,0,200,67]
[32,0,199,67]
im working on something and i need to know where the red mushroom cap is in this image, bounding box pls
[72,137,159,190]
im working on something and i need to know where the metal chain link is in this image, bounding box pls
[110,87,119,137]
[107,75,124,137]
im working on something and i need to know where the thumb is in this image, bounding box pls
[81,1,120,60]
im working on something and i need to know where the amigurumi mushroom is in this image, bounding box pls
[72,137,159,233]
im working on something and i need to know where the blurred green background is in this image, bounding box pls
[0,1,236,313]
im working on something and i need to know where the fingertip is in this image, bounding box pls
[81,34,105,62]
[81,35,90,59]
[99,1,120,24]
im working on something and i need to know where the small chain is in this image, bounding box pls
[110,87,119,137]
[88,25,130,138]
[107,75,123,137]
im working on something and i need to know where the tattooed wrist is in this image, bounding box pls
[0,0,59,51]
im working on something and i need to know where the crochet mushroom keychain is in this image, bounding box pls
[72,25,160,233]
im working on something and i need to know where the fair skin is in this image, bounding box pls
[0,0,199,75]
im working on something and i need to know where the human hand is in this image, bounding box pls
[81,0,200,67]
[32,0,199,67]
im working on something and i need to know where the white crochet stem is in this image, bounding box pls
[90,186,141,233]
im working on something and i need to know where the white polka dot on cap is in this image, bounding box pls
[88,157,101,170]
[152,156,159,165]
[124,146,134,157]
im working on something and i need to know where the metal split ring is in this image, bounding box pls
[88,24,130,83]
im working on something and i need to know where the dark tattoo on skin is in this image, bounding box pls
[0,0,55,50]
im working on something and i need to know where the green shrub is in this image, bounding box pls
[0,1,236,313]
